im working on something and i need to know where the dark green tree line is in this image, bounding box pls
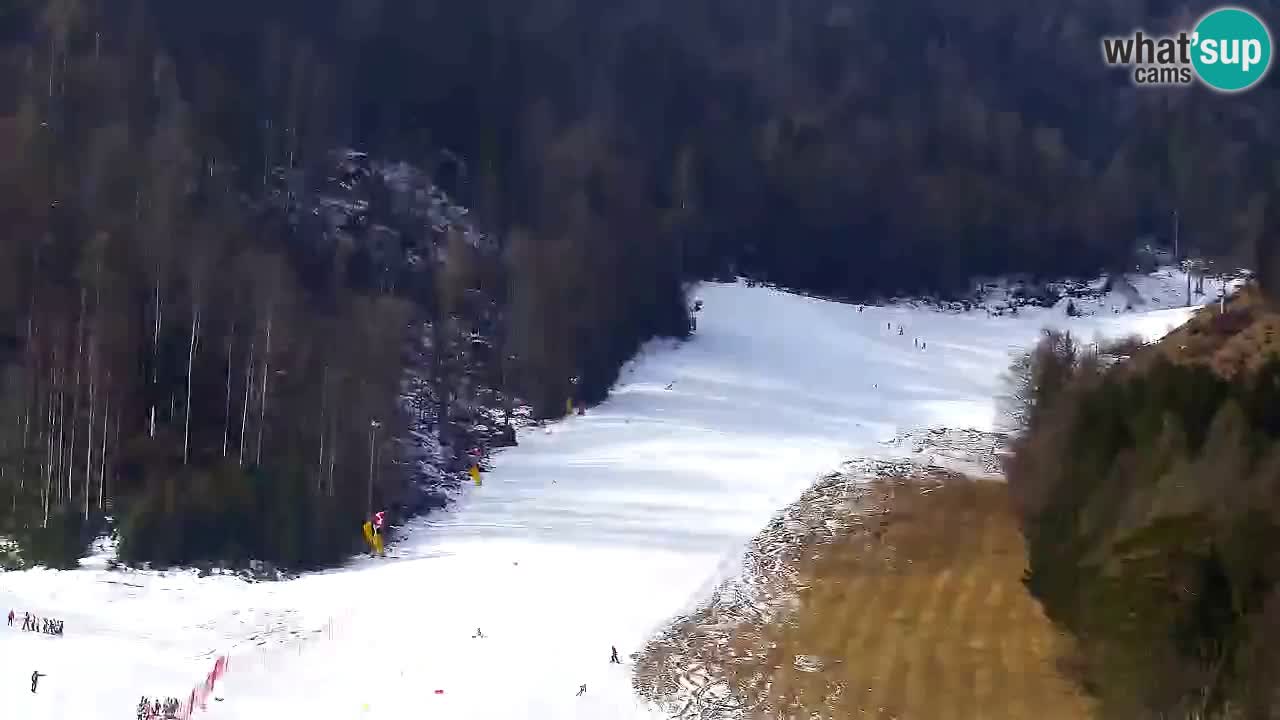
[4,0,1280,570]
[1007,324,1280,718]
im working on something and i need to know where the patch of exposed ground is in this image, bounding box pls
[1145,285,1280,379]
[635,432,1093,719]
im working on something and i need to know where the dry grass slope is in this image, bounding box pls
[637,476,1094,719]
[1146,285,1280,378]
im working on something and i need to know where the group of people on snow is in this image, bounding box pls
[137,695,182,720]
[7,610,64,636]
[885,321,927,351]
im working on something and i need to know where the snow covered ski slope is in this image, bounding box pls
[0,276,1201,720]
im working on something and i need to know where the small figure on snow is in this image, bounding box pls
[21,612,29,631]
[31,670,44,693]
[610,646,621,664]
[898,326,904,336]
[473,627,485,639]
[576,684,587,697]
[6,609,12,626]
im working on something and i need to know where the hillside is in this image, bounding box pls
[1007,286,1280,719]
[4,0,1280,575]
[1147,285,1280,379]
[0,274,1196,720]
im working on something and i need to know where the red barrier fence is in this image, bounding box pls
[172,615,339,718]
[179,655,229,720]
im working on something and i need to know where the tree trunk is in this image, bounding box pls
[327,414,337,498]
[68,288,84,506]
[55,365,65,507]
[19,389,29,494]
[183,304,200,465]
[256,310,273,466]
[222,327,234,458]
[43,368,54,528]
[110,405,120,507]
[98,391,108,511]
[22,247,38,494]
[150,275,161,438]
[84,347,95,520]
[239,339,255,467]
[317,366,327,493]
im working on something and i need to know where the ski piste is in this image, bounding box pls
[1,271,1206,719]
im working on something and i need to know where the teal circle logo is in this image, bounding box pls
[1192,7,1272,92]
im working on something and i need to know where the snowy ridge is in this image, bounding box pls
[877,428,1006,479]
[0,271,1206,720]
[970,265,1248,318]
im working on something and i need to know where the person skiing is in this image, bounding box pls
[576,684,587,697]
[30,670,44,693]
[6,610,12,626]
[21,612,29,631]
[610,646,620,664]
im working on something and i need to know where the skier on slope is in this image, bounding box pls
[576,684,587,697]
[31,670,44,693]
[610,646,621,664]
[6,610,12,626]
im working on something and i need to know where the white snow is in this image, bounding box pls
[968,265,1246,317]
[0,272,1203,720]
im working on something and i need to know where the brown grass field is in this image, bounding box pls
[636,476,1095,720]
[1146,284,1280,378]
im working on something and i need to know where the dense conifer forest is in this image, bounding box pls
[0,0,1278,570]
